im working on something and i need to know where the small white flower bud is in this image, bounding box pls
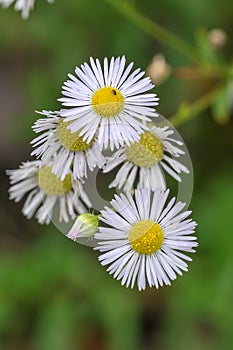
[146,54,172,85]
[208,28,227,49]
[67,213,99,241]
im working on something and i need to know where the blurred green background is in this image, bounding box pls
[0,0,233,349]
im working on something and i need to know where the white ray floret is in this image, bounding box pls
[59,56,159,150]
[31,110,106,181]
[6,160,91,224]
[103,125,189,191]
[94,188,197,291]
[0,0,54,19]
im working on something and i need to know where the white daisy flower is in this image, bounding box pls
[31,110,106,181]
[103,125,189,192]
[6,160,91,224]
[95,188,198,291]
[0,0,54,19]
[67,213,99,241]
[58,56,159,150]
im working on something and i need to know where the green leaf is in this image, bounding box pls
[195,28,220,66]
[211,84,231,124]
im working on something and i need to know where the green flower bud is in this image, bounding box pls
[67,213,99,241]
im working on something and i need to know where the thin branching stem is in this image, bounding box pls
[106,0,199,62]
[169,87,221,127]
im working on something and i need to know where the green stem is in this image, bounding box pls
[106,0,199,62]
[169,87,220,127]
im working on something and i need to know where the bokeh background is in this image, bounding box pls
[0,0,233,349]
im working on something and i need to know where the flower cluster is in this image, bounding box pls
[7,56,197,291]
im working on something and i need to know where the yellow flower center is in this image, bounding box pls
[129,220,164,255]
[126,131,164,168]
[38,166,72,196]
[91,87,124,118]
[57,119,93,151]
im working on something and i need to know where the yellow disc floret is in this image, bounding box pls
[91,87,124,118]
[57,119,93,151]
[38,166,72,196]
[129,220,164,255]
[126,131,164,168]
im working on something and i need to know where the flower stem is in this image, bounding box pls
[169,86,221,127]
[106,0,199,62]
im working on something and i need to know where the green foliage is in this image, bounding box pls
[0,232,141,349]
[211,84,231,124]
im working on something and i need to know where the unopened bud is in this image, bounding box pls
[67,213,99,241]
[147,54,172,85]
[208,28,227,49]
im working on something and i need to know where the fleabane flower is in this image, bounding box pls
[58,56,159,150]
[6,160,91,224]
[31,110,106,181]
[67,213,99,241]
[103,125,189,192]
[0,0,54,19]
[94,188,197,291]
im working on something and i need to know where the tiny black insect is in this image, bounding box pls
[112,89,117,95]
